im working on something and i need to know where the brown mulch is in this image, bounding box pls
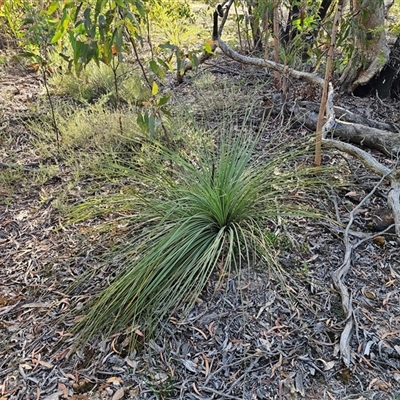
[1,53,400,400]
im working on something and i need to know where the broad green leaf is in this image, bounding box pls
[94,0,105,20]
[68,30,76,53]
[203,40,214,54]
[149,60,165,80]
[98,14,106,28]
[160,43,178,51]
[47,1,59,15]
[131,0,146,17]
[114,0,126,7]
[113,28,124,53]
[83,8,91,34]
[125,20,138,36]
[157,57,172,71]
[157,95,169,107]
[51,29,64,44]
[148,114,155,138]
[189,53,199,69]
[152,81,159,96]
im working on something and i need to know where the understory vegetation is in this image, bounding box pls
[67,114,336,347]
[0,0,395,347]
[1,1,400,398]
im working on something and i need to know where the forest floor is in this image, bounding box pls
[1,49,400,400]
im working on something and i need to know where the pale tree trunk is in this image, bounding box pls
[339,0,390,94]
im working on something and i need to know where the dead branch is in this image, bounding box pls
[292,105,400,156]
[215,22,400,156]
[217,37,325,87]
[331,175,389,367]
[215,16,400,233]
[269,94,399,133]
[323,138,400,233]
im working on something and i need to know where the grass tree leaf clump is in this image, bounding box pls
[72,131,326,347]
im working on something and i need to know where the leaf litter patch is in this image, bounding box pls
[1,56,400,399]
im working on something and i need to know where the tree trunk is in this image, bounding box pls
[372,35,400,99]
[339,0,390,94]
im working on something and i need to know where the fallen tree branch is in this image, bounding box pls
[322,138,400,236]
[331,174,389,367]
[215,23,400,159]
[333,106,399,132]
[294,106,400,157]
[217,38,325,87]
[321,139,391,176]
[214,15,400,156]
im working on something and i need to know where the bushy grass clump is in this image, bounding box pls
[70,126,328,347]
[50,61,150,105]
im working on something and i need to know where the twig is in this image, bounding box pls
[42,66,61,151]
[198,386,242,399]
[322,139,400,236]
[331,174,388,367]
[0,302,20,316]
[216,37,324,87]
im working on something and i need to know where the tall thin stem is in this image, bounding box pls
[315,0,342,166]
[111,57,123,135]
[42,66,60,151]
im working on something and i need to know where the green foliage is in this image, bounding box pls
[148,0,201,47]
[0,0,37,40]
[50,59,150,105]
[69,124,329,347]
[49,0,176,137]
[0,0,57,66]
[28,102,142,158]
[51,0,145,75]
[136,80,170,138]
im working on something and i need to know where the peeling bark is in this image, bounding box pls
[339,0,390,94]
[372,35,400,99]
[285,101,400,156]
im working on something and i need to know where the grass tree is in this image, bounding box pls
[70,127,329,348]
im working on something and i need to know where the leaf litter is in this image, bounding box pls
[1,55,400,400]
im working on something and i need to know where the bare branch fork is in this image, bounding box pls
[331,174,391,367]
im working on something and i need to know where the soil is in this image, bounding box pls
[1,50,400,400]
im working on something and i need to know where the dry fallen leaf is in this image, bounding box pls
[57,382,68,398]
[37,359,53,369]
[42,391,63,400]
[19,363,32,370]
[125,357,137,369]
[181,358,197,373]
[106,376,124,385]
[112,388,124,400]
[373,236,385,246]
[317,358,335,371]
